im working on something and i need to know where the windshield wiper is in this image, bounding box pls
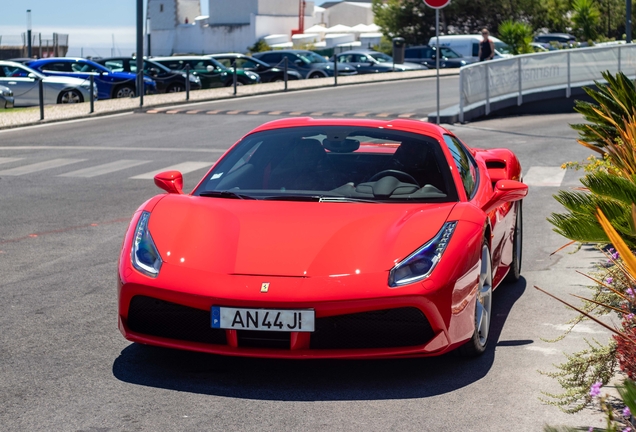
[199,191,255,200]
[318,196,378,203]
[261,195,321,202]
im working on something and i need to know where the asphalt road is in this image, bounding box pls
[0,79,612,431]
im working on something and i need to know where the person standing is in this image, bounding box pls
[478,29,495,61]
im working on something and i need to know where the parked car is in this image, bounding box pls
[151,56,260,88]
[0,60,97,107]
[209,53,303,82]
[252,50,357,78]
[0,84,14,109]
[405,45,477,68]
[426,35,512,61]
[117,117,527,359]
[333,50,428,73]
[533,33,577,47]
[95,57,201,93]
[25,57,156,99]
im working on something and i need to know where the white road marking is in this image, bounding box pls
[523,166,566,187]
[525,346,561,356]
[59,160,151,178]
[130,161,214,179]
[0,157,23,165]
[544,323,607,334]
[0,158,85,176]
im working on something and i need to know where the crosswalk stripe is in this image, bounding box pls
[59,160,151,178]
[523,166,567,186]
[0,158,85,176]
[130,161,214,180]
[0,157,23,165]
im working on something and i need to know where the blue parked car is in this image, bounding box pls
[26,57,157,99]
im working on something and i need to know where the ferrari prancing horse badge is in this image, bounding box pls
[261,282,270,293]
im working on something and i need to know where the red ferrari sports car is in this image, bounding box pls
[118,117,527,359]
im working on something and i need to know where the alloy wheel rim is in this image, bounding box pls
[118,87,134,98]
[61,91,80,103]
[476,244,493,346]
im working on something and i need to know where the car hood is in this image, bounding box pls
[148,195,456,277]
[392,62,428,70]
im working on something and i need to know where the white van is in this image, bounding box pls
[427,35,512,61]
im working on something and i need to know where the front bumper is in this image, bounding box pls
[1,95,14,109]
[118,267,476,359]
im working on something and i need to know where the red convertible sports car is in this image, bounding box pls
[118,117,527,359]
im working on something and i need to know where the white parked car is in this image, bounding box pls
[427,35,513,61]
[0,60,97,107]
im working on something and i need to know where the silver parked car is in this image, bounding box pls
[0,85,14,109]
[0,60,97,107]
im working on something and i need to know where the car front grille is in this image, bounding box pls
[310,307,434,350]
[127,295,227,345]
[126,296,432,351]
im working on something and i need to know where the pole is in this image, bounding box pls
[27,10,32,58]
[147,17,152,56]
[334,53,338,86]
[89,75,94,113]
[284,57,288,92]
[628,0,633,43]
[233,61,237,95]
[435,9,440,125]
[38,78,44,120]
[185,65,190,101]
[136,0,144,106]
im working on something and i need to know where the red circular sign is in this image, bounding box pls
[424,0,451,8]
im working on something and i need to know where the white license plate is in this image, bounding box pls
[211,306,315,332]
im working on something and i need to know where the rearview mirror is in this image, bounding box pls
[154,170,183,194]
[481,180,527,214]
[206,65,214,72]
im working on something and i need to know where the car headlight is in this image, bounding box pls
[2,89,13,97]
[188,74,200,83]
[388,221,457,287]
[245,71,259,81]
[131,211,162,278]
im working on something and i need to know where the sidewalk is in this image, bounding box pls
[0,68,459,130]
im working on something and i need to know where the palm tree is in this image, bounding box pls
[571,0,601,42]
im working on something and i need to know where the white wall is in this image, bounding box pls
[177,0,201,24]
[207,0,258,24]
[327,2,373,27]
[148,0,178,31]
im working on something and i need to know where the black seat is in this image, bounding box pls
[384,142,445,192]
[268,138,335,190]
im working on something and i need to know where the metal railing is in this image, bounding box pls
[458,44,636,122]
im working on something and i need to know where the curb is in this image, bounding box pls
[0,69,460,131]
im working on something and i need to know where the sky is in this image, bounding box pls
[0,0,330,58]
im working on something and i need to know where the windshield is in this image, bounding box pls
[494,42,511,54]
[371,52,393,63]
[299,52,328,64]
[194,126,458,203]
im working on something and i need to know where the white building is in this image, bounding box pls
[148,0,320,55]
[320,1,373,27]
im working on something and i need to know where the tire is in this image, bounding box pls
[166,83,185,93]
[504,200,523,283]
[457,240,493,357]
[225,80,245,87]
[308,72,325,79]
[57,89,83,104]
[114,85,135,98]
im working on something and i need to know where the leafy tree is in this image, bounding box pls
[247,39,270,54]
[571,0,601,41]
[372,0,436,45]
[497,20,534,54]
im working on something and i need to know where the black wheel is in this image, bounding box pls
[166,83,185,93]
[308,72,325,79]
[57,89,83,104]
[504,200,523,283]
[457,240,493,357]
[368,169,419,186]
[114,85,135,98]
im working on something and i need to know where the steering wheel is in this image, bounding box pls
[368,170,419,187]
